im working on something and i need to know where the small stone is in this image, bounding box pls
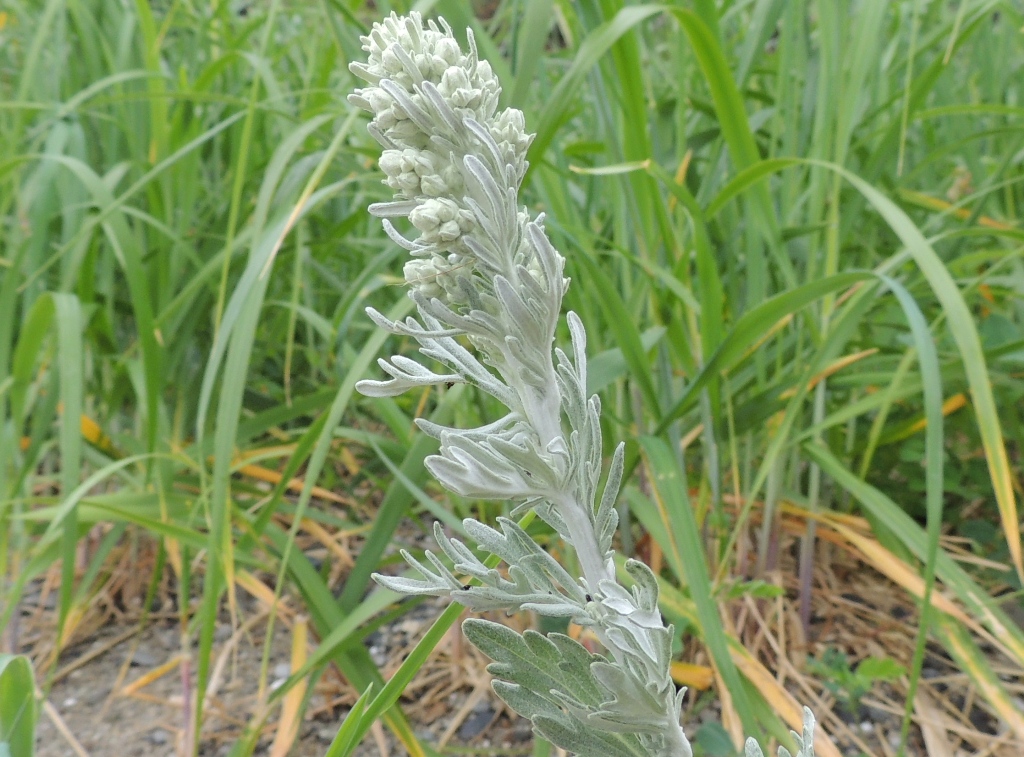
[859,721,873,734]
[890,604,911,620]
[273,662,291,679]
[131,649,158,667]
[148,729,169,745]
[369,645,387,666]
[512,720,533,742]
[968,706,991,730]
[62,697,77,709]
[864,705,890,723]
[316,727,336,743]
[458,704,494,740]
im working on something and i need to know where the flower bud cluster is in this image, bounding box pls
[349,12,533,306]
[490,107,533,177]
[378,148,462,198]
[409,198,475,244]
[401,257,451,301]
[351,14,497,118]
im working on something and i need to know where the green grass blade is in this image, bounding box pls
[527,5,663,179]
[638,436,757,738]
[804,443,1024,666]
[704,158,801,219]
[51,293,84,649]
[822,161,1022,580]
[336,602,461,757]
[571,251,660,415]
[322,684,375,757]
[657,272,869,431]
[934,615,1024,740]
[669,7,795,294]
[0,654,37,757]
[510,0,555,109]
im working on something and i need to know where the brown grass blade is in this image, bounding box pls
[269,616,308,757]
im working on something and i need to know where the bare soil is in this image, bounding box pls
[14,520,1024,757]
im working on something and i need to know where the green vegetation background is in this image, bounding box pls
[2,1,1023,755]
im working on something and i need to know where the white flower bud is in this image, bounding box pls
[388,119,421,141]
[438,200,456,222]
[363,87,392,114]
[499,107,524,131]
[423,55,445,78]
[455,89,479,110]
[475,59,492,79]
[410,202,442,232]
[441,66,471,94]
[397,172,421,193]
[375,109,397,131]
[420,173,448,196]
[404,258,446,299]
[492,108,528,147]
[378,150,404,176]
[411,151,436,176]
[435,36,460,65]
[437,220,462,242]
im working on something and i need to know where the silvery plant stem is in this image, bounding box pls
[348,12,816,757]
